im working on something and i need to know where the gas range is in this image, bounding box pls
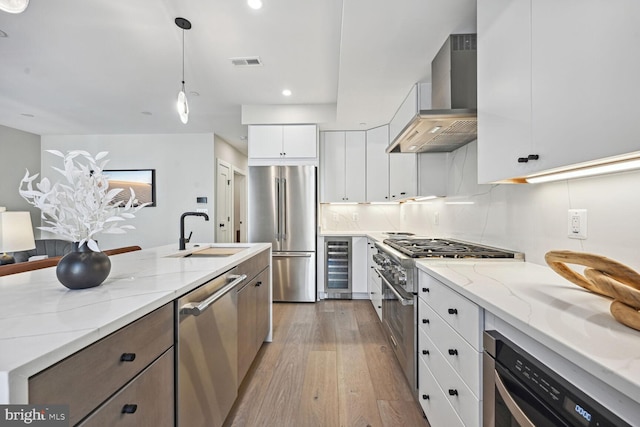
[374,237,523,294]
[383,237,524,260]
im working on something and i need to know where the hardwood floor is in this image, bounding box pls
[224,300,430,427]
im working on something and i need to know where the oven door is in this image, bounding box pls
[484,354,570,427]
[377,268,416,392]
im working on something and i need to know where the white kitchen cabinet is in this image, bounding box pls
[477,0,640,183]
[389,153,417,200]
[366,125,391,202]
[319,131,366,203]
[477,0,532,183]
[366,238,382,319]
[248,125,317,164]
[351,236,368,296]
[417,269,483,427]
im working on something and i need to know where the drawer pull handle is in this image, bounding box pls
[448,308,458,315]
[448,389,458,396]
[255,281,262,287]
[448,349,458,356]
[422,287,430,293]
[422,394,430,400]
[422,350,429,355]
[122,404,138,414]
[120,353,136,362]
[422,319,429,324]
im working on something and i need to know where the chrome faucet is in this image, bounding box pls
[179,212,210,250]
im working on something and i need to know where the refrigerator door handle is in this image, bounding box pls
[273,252,312,257]
[274,177,280,241]
[281,178,287,241]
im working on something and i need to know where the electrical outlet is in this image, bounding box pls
[332,213,339,221]
[568,209,587,239]
[352,212,359,222]
[434,211,440,226]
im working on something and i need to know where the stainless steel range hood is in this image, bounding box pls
[387,34,477,153]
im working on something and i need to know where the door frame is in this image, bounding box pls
[216,158,233,243]
[232,166,247,243]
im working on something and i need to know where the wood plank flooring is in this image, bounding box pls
[224,300,430,427]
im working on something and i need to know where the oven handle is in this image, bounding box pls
[494,370,535,427]
[374,267,413,306]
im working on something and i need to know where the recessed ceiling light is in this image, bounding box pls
[247,0,263,10]
[282,89,292,96]
[189,91,200,97]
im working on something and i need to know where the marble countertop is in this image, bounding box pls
[0,242,271,404]
[415,260,640,413]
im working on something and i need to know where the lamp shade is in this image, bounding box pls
[0,211,36,253]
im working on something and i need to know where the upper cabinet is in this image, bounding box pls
[248,125,317,165]
[320,131,366,203]
[366,125,391,202]
[478,0,640,183]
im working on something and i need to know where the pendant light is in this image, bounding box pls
[175,17,192,124]
[0,0,29,14]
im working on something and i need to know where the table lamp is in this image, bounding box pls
[0,208,36,265]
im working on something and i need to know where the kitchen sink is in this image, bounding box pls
[165,245,248,258]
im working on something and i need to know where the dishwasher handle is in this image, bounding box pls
[180,274,247,316]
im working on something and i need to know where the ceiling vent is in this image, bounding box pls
[230,56,263,67]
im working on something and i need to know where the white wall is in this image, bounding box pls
[0,125,42,235]
[41,133,215,250]
[321,140,640,271]
[214,135,248,171]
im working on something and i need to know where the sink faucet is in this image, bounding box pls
[179,212,210,250]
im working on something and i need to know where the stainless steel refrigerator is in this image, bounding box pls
[248,166,316,302]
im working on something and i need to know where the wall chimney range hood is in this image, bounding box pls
[387,34,477,153]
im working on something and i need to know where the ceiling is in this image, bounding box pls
[0,0,476,154]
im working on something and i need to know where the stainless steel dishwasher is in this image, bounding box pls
[176,268,246,427]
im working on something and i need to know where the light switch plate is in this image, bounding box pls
[568,209,587,239]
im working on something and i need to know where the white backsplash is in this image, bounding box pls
[321,140,640,270]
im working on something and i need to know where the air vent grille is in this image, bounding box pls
[230,56,263,67]
[451,34,476,51]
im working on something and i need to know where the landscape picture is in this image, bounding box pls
[104,169,156,207]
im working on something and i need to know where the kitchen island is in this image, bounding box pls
[0,242,272,407]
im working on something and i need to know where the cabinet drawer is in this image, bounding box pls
[29,303,173,425]
[418,357,464,427]
[79,348,174,427]
[237,249,270,282]
[418,329,481,427]
[418,270,483,350]
[417,311,481,398]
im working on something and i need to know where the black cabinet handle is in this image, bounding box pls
[400,192,406,195]
[120,353,136,362]
[422,319,430,324]
[448,349,458,356]
[422,350,429,355]
[255,281,262,287]
[122,404,138,414]
[377,305,381,309]
[448,389,458,396]
[448,308,458,315]
[422,394,430,400]
[422,287,429,293]
[517,154,539,163]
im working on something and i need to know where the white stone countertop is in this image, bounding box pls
[0,242,271,404]
[415,260,640,414]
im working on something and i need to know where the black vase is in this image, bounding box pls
[56,242,111,290]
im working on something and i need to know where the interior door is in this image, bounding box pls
[216,160,232,243]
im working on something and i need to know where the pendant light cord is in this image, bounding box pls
[181,28,185,87]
